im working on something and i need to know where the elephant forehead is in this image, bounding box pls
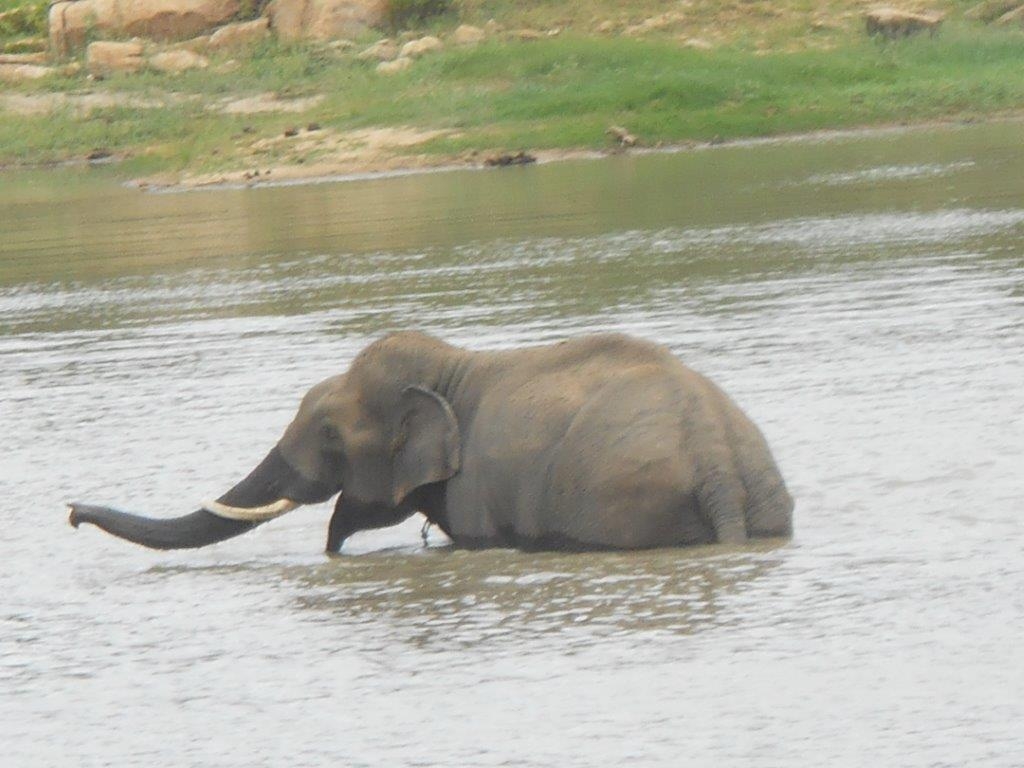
[319,388,374,423]
[296,373,346,413]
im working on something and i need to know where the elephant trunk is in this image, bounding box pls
[68,446,334,550]
[67,506,258,550]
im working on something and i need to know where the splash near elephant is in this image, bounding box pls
[69,332,793,552]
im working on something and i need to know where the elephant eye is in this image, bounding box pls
[320,421,342,444]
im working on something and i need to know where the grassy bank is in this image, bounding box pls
[2,8,1024,183]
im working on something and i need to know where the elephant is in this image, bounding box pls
[69,331,793,553]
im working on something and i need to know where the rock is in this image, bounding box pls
[680,36,713,50]
[965,0,1023,22]
[86,40,145,75]
[995,4,1024,24]
[172,34,211,52]
[208,18,269,50]
[48,3,77,55]
[511,28,543,41]
[376,56,411,74]
[0,63,55,83]
[399,35,442,59]
[3,37,47,53]
[606,125,637,147]
[357,38,397,61]
[149,49,209,73]
[0,52,48,64]
[623,12,685,37]
[50,0,239,54]
[864,8,944,38]
[595,20,616,34]
[265,0,385,42]
[810,15,839,31]
[50,0,241,55]
[484,151,536,167]
[450,24,484,46]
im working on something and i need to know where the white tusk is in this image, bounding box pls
[202,498,299,522]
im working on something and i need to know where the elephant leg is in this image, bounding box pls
[326,496,414,553]
[733,437,794,538]
[697,466,749,545]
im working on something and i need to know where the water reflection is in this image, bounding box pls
[291,544,787,651]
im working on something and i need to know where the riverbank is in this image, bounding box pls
[3,8,1024,188]
[124,115,1024,192]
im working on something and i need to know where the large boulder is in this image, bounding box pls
[208,17,269,49]
[50,0,240,54]
[149,48,209,72]
[265,0,385,42]
[864,8,944,38]
[86,40,144,74]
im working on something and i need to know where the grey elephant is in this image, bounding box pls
[69,332,793,552]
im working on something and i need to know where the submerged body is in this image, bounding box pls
[70,332,793,552]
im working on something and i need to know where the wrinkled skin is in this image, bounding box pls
[69,332,793,553]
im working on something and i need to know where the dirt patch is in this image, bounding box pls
[0,90,325,117]
[134,125,464,189]
[0,91,186,116]
[215,93,325,114]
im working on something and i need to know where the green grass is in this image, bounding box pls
[0,0,46,42]
[3,24,1024,176]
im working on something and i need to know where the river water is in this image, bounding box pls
[2,122,1023,767]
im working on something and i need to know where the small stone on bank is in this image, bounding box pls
[484,151,536,167]
[606,125,637,147]
[451,24,485,46]
[400,35,443,59]
[377,57,412,74]
[358,38,398,62]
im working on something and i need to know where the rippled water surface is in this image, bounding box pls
[2,123,1023,767]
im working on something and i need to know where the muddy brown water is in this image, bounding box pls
[2,123,1023,766]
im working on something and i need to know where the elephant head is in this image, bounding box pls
[69,335,463,551]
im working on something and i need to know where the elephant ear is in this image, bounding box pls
[392,385,461,505]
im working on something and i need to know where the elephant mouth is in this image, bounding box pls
[214,445,338,510]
